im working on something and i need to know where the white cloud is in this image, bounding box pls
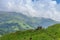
[0,0,60,21]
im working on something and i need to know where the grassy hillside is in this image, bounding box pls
[0,24,60,40]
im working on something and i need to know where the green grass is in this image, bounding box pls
[0,24,60,40]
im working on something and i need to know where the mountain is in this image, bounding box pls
[0,24,60,40]
[0,11,58,35]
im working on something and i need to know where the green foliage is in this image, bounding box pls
[0,24,60,40]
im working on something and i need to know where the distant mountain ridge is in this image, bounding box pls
[0,11,59,35]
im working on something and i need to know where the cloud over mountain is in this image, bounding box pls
[0,0,60,21]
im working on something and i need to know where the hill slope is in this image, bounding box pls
[0,24,60,40]
[0,11,57,35]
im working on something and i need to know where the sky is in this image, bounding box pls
[0,0,60,21]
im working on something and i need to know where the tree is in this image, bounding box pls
[36,26,42,30]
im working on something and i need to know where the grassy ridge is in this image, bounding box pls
[0,24,60,40]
